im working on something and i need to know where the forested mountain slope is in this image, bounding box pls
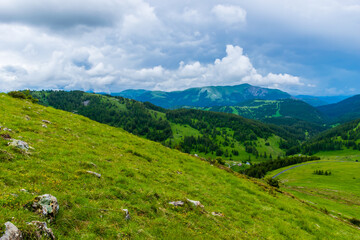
[116,84,291,108]
[1,94,359,239]
[317,94,360,123]
[30,91,302,162]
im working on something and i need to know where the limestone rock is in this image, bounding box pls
[186,199,204,208]
[42,120,51,124]
[86,171,101,178]
[0,222,23,240]
[211,212,224,217]
[169,201,184,206]
[8,140,29,151]
[42,124,47,128]
[28,194,59,220]
[27,221,55,240]
[123,209,131,221]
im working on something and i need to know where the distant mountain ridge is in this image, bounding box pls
[317,94,360,123]
[115,84,291,108]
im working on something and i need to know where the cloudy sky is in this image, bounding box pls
[0,0,359,95]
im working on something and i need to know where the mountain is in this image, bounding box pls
[295,95,349,107]
[197,99,325,124]
[189,99,328,138]
[287,118,360,155]
[317,94,360,123]
[30,90,304,161]
[2,94,360,239]
[114,84,291,108]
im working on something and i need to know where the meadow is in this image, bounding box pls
[1,93,360,239]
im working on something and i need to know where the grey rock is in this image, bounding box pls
[211,212,224,217]
[42,124,47,128]
[42,120,51,124]
[27,221,55,240]
[8,140,29,151]
[86,171,101,178]
[186,199,204,208]
[169,201,184,206]
[28,194,59,220]
[123,209,131,221]
[0,222,22,240]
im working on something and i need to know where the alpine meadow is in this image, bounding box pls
[1,1,360,239]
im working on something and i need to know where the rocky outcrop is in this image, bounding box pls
[27,221,55,240]
[8,140,29,151]
[186,199,204,208]
[27,194,59,220]
[0,222,22,240]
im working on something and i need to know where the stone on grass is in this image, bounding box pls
[42,124,47,128]
[211,212,224,217]
[123,209,131,221]
[42,120,51,124]
[0,222,22,240]
[8,140,29,151]
[1,134,11,140]
[169,201,184,206]
[28,194,59,220]
[27,221,55,240]
[86,171,101,178]
[186,199,204,208]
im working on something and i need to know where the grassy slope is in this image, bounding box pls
[268,156,360,222]
[1,94,359,239]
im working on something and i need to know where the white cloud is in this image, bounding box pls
[212,5,247,24]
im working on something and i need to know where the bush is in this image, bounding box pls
[265,177,280,188]
[8,90,38,103]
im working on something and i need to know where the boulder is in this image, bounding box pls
[27,221,55,240]
[0,222,22,240]
[186,199,204,208]
[86,171,101,178]
[169,201,184,206]
[8,140,29,151]
[28,194,59,220]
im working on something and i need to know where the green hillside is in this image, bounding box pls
[116,84,291,108]
[287,118,360,155]
[1,94,360,239]
[317,94,360,123]
[268,159,360,225]
[30,91,304,162]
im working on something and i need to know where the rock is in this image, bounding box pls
[42,120,51,124]
[42,124,47,128]
[211,212,224,217]
[176,171,182,175]
[169,201,184,206]
[27,221,55,240]
[82,100,90,106]
[186,199,204,208]
[3,128,12,132]
[8,140,29,151]
[86,171,101,178]
[27,194,59,220]
[0,222,23,240]
[1,134,11,140]
[123,209,131,221]
[20,189,28,193]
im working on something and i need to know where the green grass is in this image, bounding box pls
[1,94,360,239]
[268,157,360,221]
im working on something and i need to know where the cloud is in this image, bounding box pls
[0,0,359,95]
[212,5,247,25]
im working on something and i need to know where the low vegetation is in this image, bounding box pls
[1,94,360,239]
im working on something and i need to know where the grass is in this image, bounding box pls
[268,157,360,222]
[1,93,360,239]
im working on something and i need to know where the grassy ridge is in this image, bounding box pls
[1,94,360,239]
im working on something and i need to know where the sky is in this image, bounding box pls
[0,0,360,96]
